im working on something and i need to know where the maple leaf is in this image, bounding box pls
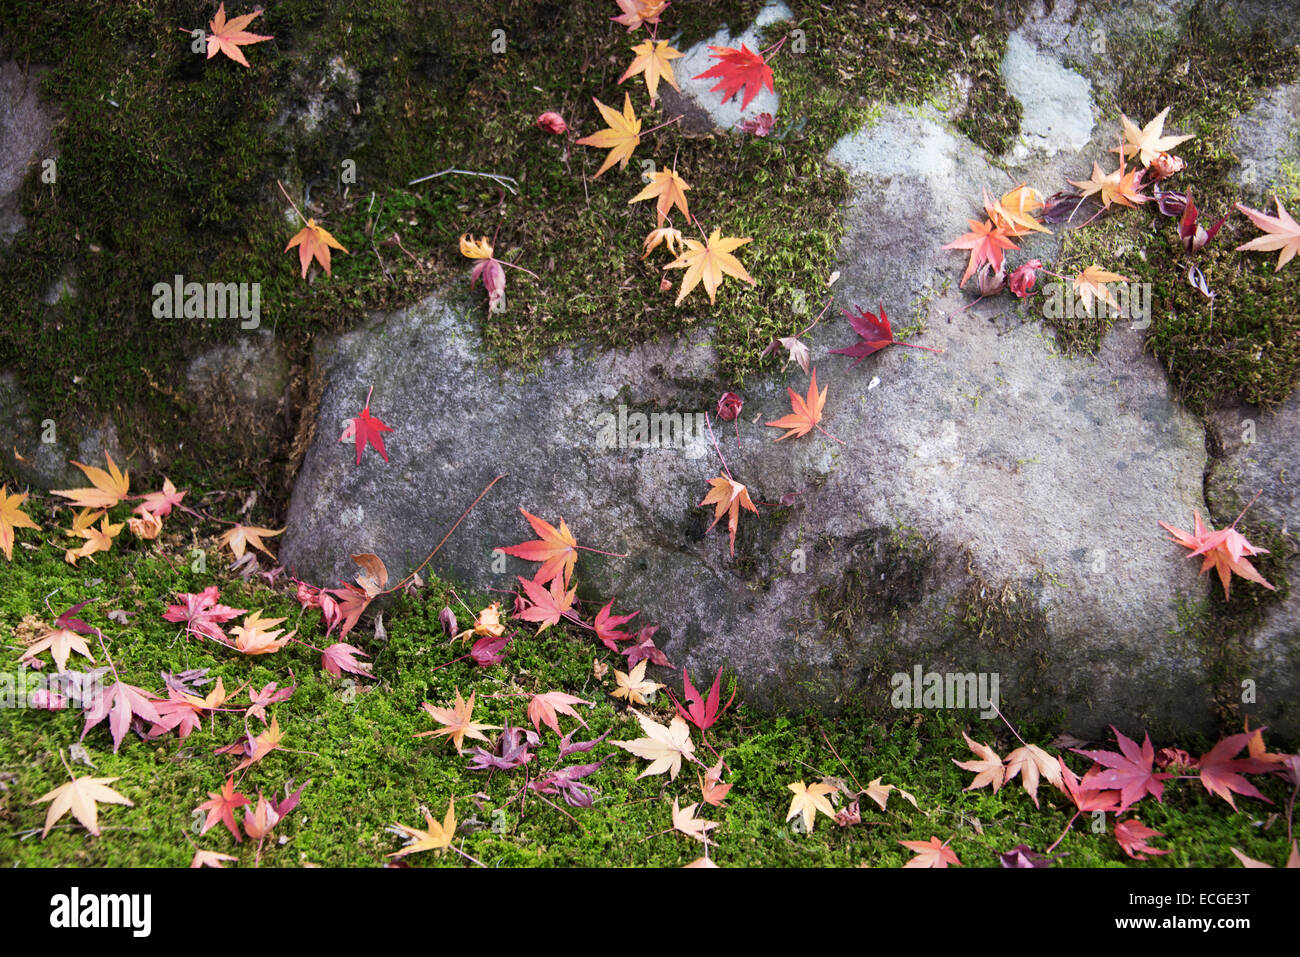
[232,715,286,772]
[246,681,294,724]
[205,3,273,67]
[1178,191,1228,253]
[664,228,755,305]
[231,610,295,655]
[619,39,682,103]
[693,44,775,112]
[416,689,499,755]
[1071,727,1171,811]
[0,485,39,560]
[1000,844,1054,868]
[243,782,306,843]
[285,218,348,278]
[32,770,133,838]
[20,624,94,673]
[990,184,1050,237]
[1113,817,1169,860]
[1235,197,1300,271]
[137,477,186,517]
[530,761,605,807]
[1069,155,1148,209]
[673,798,719,845]
[1196,732,1273,810]
[861,777,918,812]
[467,723,538,771]
[1159,509,1274,599]
[163,586,247,645]
[339,388,394,464]
[1231,842,1300,869]
[1057,756,1121,814]
[612,658,664,706]
[762,334,811,375]
[516,574,576,634]
[82,680,163,754]
[64,514,124,565]
[900,835,962,868]
[197,777,250,843]
[942,218,1019,287]
[218,523,283,561]
[699,758,733,807]
[460,233,511,314]
[642,226,685,259]
[613,710,695,779]
[1003,743,1063,809]
[831,303,944,366]
[469,632,510,667]
[623,625,672,668]
[1117,107,1194,166]
[191,849,239,868]
[629,167,690,227]
[559,729,610,760]
[1072,264,1130,313]
[499,508,578,586]
[321,642,372,679]
[787,780,837,833]
[52,452,130,509]
[668,665,735,733]
[325,552,389,638]
[455,601,506,643]
[610,0,668,31]
[954,731,1004,793]
[527,691,592,737]
[576,94,642,178]
[699,474,758,557]
[592,599,638,651]
[766,367,840,443]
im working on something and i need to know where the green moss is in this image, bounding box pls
[1047,9,1300,412]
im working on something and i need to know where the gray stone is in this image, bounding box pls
[0,372,120,489]
[0,58,55,243]
[1229,81,1300,200]
[1000,30,1096,162]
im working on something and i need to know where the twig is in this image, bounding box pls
[385,474,506,595]
[407,168,519,195]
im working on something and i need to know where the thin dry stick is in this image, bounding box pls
[407,167,519,194]
[384,474,506,595]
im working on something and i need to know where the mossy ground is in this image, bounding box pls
[0,0,1027,502]
[1,492,1295,868]
[1047,8,1300,413]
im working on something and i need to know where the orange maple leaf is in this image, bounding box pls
[618,39,683,103]
[1159,509,1274,599]
[699,474,758,556]
[663,228,755,305]
[941,217,1019,287]
[51,452,130,509]
[1069,153,1148,209]
[498,508,578,586]
[415,689,499,754]
[900,835,962,868]
[765,367,840,443]
[206,4,273,68]
[0,485,39,560]
[285,219,348,278]
[629,167,690,228]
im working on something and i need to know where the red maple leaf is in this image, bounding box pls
[321,642,372,679]
[197,777,250,843]
[82,681,164,754]
[667,665,735,732]
[516,575,575,633]
[1197,732,1274,810]
[1057,756,1121,813]
[693,44,774,112]
[942,217,1019,287]
[339,386,394,465]
[1071,726,1172,812]
[1113,817,1169,860]
[592,599,638,651]
[830,303,944,366]
[162,586,247,645]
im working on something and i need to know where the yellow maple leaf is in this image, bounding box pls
[990,184,1049,236]
[642,226,684,259]
[64,515,123,565]
[618,39,683,102]
[32,770,133,838]
[786,780,836,833]
[664,228,755,305]
[1072,264,1130,312]
[285,219,348,278]
[1117,107,1194,166]
[0,484,39,560]
[576,94,642,178]
[611,659,664,705]
[51,452,130,509]
[459,234,494,259]
[1069,155,1147,209]
[629,168,691,228]
[388,798,457,859]
[613,710,695,779]
[20,626,94,673]
[231,610,295,655]
[218,523,283,560]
